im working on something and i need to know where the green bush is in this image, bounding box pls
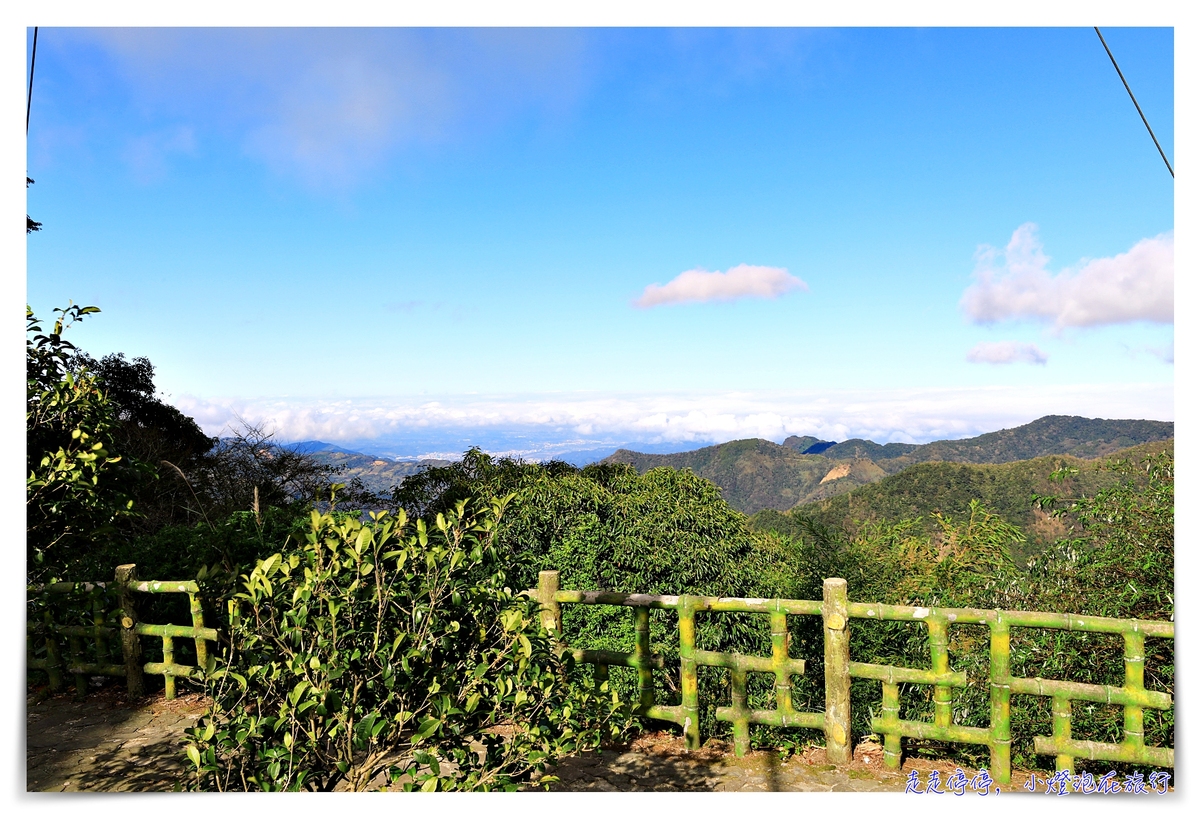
[771,502,1025,760]
[26,305,142,580]
[393,452,797,739]
[775,451,1174,772]
[184,496,631,791]
[1014,451,1174,770]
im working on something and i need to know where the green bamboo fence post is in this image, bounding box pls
[634,607,654,713]
[927,619,952,729]
[881,683,901,768]
[771,607,793,713]
[162,636,176,700]
[537,570,562,635]
[988,617,1012,784]
[1052,694,1074,775]
[822,578,851,764]
[1123,629,1146,754]
[115,564,144,700]
[731,668,750,757]
[678,595,701,751]
[43,609,64,693]
[189,592,209,677]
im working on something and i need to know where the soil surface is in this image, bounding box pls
[534,731,1037,793]
[27,687,206,792]
[25,687,1169,796]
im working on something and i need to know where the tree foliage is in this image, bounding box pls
[27,176,41,233]
[26,304,350,582]
[772,452,1174,771]
[26,305,137,578]
[185,422,345,523]
[69,350,216,534]
[390,450,796,738]
[391,448,791,598]
[1029,451,1173,620]
[185,497,631,791]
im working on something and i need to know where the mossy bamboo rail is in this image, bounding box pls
[27,564,217,702]
[534,571,1173,783]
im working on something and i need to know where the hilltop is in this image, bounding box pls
[602,439,887,514]
[821,415,1174,471]
[752,439,1172,561]
[601,416,1173,514]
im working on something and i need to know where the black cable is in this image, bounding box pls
[27,26,38,135]
[1094,27,1173,179]
[27,27,41,233]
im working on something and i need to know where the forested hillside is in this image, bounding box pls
[601,439,881,513]
[838,414,1174,471]
[752,439,1173,561]
[604,415,1174,514]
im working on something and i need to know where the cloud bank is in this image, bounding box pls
[966,341,1048,365]
[633,264,806,308]
[960,224,1173,330]
[172,383,1172,460]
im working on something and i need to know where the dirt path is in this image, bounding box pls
[23,692,911,793]
[537,734,914,792]
[26,689,206,792]
[27,689,1155,795]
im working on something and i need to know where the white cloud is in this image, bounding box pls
[960,224,1173,330]
[68,29,591,189]
[171,384,1172,458]
[633,264,806,308]
[966,341,1048,366]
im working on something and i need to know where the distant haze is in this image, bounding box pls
[184,383,1176,464]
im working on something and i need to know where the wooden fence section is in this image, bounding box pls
[534,571,1174,783]
[26,564,217,701]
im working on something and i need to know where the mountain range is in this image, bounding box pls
[600,415,1173,515]
[753,438,1172,560]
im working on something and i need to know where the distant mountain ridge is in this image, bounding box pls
[782,436,839,455]
[287,440,371,457]
[601,415,1173,514]
[295,447,453,496]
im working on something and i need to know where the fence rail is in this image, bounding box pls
[28,564,1173,780]
[534,571,1174,783]
[26,564,215,701]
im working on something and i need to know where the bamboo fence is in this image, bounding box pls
[27,564,217,701]
[534,571,1174,783]
[27,563,1173,782]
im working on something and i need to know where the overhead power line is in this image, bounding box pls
[27,26,38,134]
[1094,27,1173,179]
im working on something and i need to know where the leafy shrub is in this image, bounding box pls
[1014,451,1174,769]
[1028,450,1173,620]
[26,305,142,580]
[774,502,1025,759]
[185,496,631,791]
[777,451,1173,772]
[392,451,797,739]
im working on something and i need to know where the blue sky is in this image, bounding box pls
[24,25,1174,459]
